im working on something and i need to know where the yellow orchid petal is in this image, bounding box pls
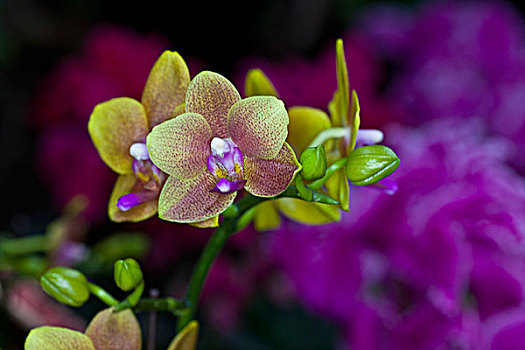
[166,321,199,350]
[190,216,219,228]
[88,97,148,175]
[108,174,157,223]
[229,96,289,159]
[287,106,332,155]
[276,198,341,225]
[244,68,279,98]
[25,326,95,350]
[253,201,281,231]
[147,113,213,179]
[347,89,361,154]
[142,51,190,128]
[244,142,301,198]
[185,71,241,138]
[328,39,350,128]
[85,308,142,350]
[158,174,236,223]
[326,168,350,212]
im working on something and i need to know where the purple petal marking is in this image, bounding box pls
[232,147,243,168]
[211,178,246,194]
[207,154,223,176]
[117,190,157,211]
[356,129,384,147]
[369,178,398,195]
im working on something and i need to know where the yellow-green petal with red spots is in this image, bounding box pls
[254,201,281,231]
[158,174,236,223]
[147,113,212,180]
[243,142,301,198]
[142,51,190,129]
[25,326,95,350]
[244,68,280,98]
[287,106,332,155]
[85,308,141,350]
[276,198,341,225]
[167,321,199,350]
[88,97,148,175]
[185,71,241,138]
[229,96,289,159]
[108,174,158,223]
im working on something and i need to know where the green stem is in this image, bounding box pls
[113,280,145,312]
[308,127,349,148]
[308,157,348,190]
[175,185,334,331]
[0,235,49,256]
[134,297,189,315]
[87,282,118,307]
[176,221,234,331]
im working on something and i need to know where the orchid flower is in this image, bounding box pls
[88,51,190,222]
[25,308,198,350]
[247,40,394,230]
[146,71,301,226]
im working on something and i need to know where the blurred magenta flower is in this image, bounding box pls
[358,1,525,165]
[272,118,525,348]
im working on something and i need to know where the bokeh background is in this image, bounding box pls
[2,0,525,349]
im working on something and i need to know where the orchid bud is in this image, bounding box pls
[40,267,89,307]
[345,145,400,186]
[300,146,327,181]
[114,258,143,291]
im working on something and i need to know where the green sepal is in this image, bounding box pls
[346,145,400,186]
[328,39,350,128]
[114,258,143,292]
[40,267,90,307]
[299,146,327,181]
[244,68,279,97]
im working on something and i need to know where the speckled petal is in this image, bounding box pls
[85,308,141,350]
[108,174,157,223]
[158,174,236,223]
[88,98,148,174]
[147,113,212,179]
[276,198,341,225]
[287,106,332,155]
[244,142,301,197]
[25,327,95,350]
[185,71,241,137]
[167,321,199,350]
[229,96,289,159]
[142,51,190,128]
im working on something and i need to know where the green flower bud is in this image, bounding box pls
[299,146,327,181]
[346,145,400,186]
[40,267,89,307]
[114,258,143,291]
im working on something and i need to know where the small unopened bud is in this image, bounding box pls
[299,146,327,181]
[345,145,400,186]
[114,258,143,291]
[40,267,89,307]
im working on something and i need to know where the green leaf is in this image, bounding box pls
[299,146,327,181]
[114,258,143,292]
[40,267,89,307]
[346,145,400,186]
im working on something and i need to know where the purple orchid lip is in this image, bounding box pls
[211,178,247,194]
[117,190,157,211]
